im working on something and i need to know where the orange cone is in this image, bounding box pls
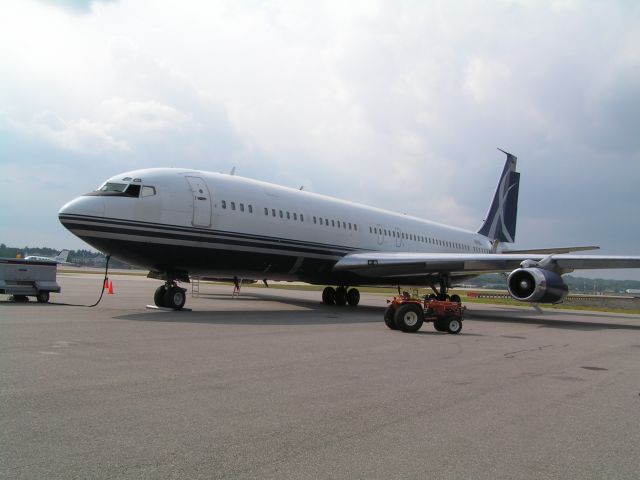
[108,280,114,295]
[104,278,109,289]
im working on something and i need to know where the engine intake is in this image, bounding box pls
[507,268,568,304]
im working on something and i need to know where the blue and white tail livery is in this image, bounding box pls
[478,149,519,243]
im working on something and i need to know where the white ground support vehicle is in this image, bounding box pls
[0,258,61,303]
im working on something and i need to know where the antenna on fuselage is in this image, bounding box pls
[299,185,304,190]
[230,166,236,176]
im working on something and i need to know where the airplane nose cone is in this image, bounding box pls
[58,196,105,228]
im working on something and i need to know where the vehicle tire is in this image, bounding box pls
[438,294,450,301]
[433,317,448,332]
[394,303,424,333]
[154,286,167,307]
[12,295,29,302]
[36,291,50,303]
[446,318,463,334]
[322,286,336,305]
[428,293,437,300]
[450,294,461,303]
[346,288,360,306]
[384,305,398,330]
[335,286,347,306]
[163,286,186,310]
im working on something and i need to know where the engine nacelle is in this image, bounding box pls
[507,268,568,304]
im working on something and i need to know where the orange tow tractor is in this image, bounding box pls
[384,292,466,333]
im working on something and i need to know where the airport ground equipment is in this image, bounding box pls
[384,292,465,333]
[0,258,61,303]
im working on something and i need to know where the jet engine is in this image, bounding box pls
[507,268,568,304]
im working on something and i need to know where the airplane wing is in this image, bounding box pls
[332,252,640,279]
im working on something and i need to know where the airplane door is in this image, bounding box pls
[185,176,212,227]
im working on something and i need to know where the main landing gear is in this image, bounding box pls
[153,281,187,310]
[322,286,360,306]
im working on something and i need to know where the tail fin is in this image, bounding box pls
[477,149,520,243]
[55,250,70,262]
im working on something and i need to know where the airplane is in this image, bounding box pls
[24,249,71,264]
[58,150,640,313]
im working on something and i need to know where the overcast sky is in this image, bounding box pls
[1,0,638,279]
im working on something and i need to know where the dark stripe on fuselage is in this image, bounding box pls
[58,213,368,282]
[59,213,362,254]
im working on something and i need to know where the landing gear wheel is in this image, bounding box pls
[154,286,167,307]
[446,318,462,334]
[163,286,186,310]
[322,286,336,305]
[335,286,347,306]
[450,294,461,303]
[36,291,50,303]
[433,317,448,332]
[394,303,424,333]
[384,305,398,330]
[346,288,360,306]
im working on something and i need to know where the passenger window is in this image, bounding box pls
[272,209,276,217]
[222,200,227,209]
[325,219,329,226]
[249,205,253,213]
[240,203,245,212]
[279,210,283,218]
[293,213,297,221]
[342,221,346,229]
[286,212,290,219]
[354,224,357,231]
[264,207,268,215]
[331,220,335,227]
[141,186,156,197]
[314,216,317,224]
[231,202,236,211]
[300,214,304,222]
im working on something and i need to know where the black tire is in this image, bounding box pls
[154,286,167,307]
[36,291,50,303]
[12,295,29,303]
[384,305,398,330]
[433,317,448,332]
[322,286,336,305]
[450,294,461,304]
[394,303,424,333]
[437,294,450,301]
[446,318,463,334]
[346,288,360,306]
[163,286,186,310]
[335,286,347,306]
[428,293,437,300]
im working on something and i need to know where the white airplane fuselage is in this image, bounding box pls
[59,168,494,285]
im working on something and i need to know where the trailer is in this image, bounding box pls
[384,292,466,333]
[0,258,61,303]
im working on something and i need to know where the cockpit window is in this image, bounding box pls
[141,186,156,197]
[99,182,128,193]
[87,182,142,197]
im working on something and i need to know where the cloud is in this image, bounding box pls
[37,0,117,14]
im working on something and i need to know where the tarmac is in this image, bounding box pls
[2,274,640,479]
